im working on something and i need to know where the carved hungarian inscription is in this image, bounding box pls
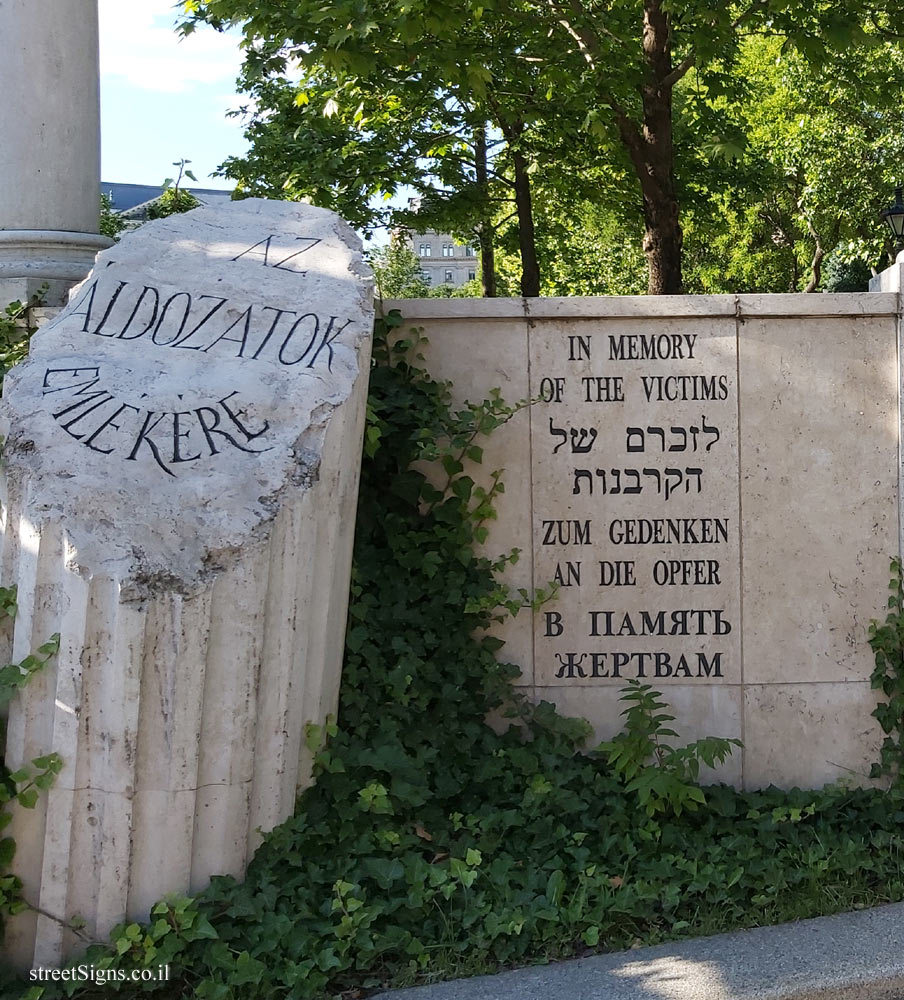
[68,259,352,372]
[43,367,271,476]
[1,199,372,586]
[26,224,361,479]
[532,322,741,685]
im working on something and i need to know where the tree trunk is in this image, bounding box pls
[474,126,497,297]
[478,228,496,297]
[614,0,684,294]
[803,245,824,293]
[511,146,540,297]
[642,187,683,295]
[803,217,838,293]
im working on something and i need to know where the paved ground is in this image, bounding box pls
[377,903,904,1000]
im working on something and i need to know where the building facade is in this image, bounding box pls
[401,197,478,288]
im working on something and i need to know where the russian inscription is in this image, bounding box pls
[531,320,741,686]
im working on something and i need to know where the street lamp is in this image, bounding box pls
[880,186,904,245]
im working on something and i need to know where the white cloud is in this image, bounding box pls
[99,0,244,94]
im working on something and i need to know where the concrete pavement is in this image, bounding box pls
[377,902,904,1000]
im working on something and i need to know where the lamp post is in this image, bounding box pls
[868,187,904,290]
[881,186,904,252]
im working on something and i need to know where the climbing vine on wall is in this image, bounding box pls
[0,292,43,390]
[869,558,904,781]
[0,586,61,924]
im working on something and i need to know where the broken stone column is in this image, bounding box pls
[0,199,373,966]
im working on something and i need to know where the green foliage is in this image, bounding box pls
[0,291,45,389]
[368,241,430,299]
[493,195,648,297]
[0,630,60,712]
[823,255,873,293]
[869,558,904,781]
[428,278,483,299]
[0,328,66,926]
[100,194,128,241]
[0,752,63,921]
[182,0,904,292]
[597,681,742,817]
[681,35,904,292]
[147,159,200,220]
[161,158,198,192]
[146,190,200,221]
[0,586,62,925]
[213,71,463,235]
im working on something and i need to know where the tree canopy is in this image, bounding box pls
[182,0,904,294]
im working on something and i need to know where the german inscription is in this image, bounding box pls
[531,321,741,685]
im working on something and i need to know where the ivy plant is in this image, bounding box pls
[0,586,62,924]
[869,557,904,781]
[0,290,45,389]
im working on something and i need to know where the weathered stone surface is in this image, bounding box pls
[3,199,370,588]
[1,199,373,966]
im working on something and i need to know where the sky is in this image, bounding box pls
[98,0,401,243]
[99,0,247,189]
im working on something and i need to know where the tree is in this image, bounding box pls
[678,35,904,292]
[510,0,904,292]
[490,185,647,295]
[536,32,904,295]
[183,0,904,294]
[368,240,430,298]
[182,0,575,296]
[215,69,516,293]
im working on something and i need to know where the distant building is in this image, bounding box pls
[401,197,477,289]
[102,181,233,221]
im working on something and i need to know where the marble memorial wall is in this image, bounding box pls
[531,316,740,692]
[389,296,899,790]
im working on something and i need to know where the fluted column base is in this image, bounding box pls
[1,387,365,967]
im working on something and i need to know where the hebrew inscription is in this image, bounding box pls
[531,323,741,686]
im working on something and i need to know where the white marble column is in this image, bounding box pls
[0,0,112,304]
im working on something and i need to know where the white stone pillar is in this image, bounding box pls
[869,249,904,292]
[0,200,373,967]
[0,0,112,304]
